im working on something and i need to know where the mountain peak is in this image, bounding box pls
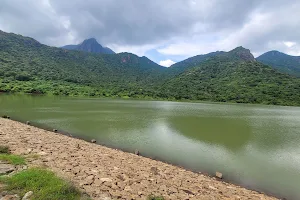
[62,38,115,54]
[82,38,99,44]
[228,46,255,61]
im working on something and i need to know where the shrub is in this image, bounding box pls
[0,145,10,154]
[147,195,165,200]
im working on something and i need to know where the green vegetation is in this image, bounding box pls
[0,145,25,165]
[0,145,10,154]
[0,154,25,165]
[0,30,166,97]
[257,51,300,77]
[147,195,165,200]
[160,53,300,106]
[1,30,300,106]
[168,51,224,75]
[0,168,81,200]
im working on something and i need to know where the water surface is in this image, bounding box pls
[1,95,300,199]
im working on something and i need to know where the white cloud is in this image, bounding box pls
[108,44,158,56]
[157,41,228,57]
[284,41,296,48]
[159,59,176,67]
[1,0,300,59]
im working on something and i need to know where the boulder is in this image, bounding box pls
[26,121,30,125]
[216,172,223,179]
[22,191,33,200]
[52,129,58,133]
[134,149,139,155]
[91,139,96,143]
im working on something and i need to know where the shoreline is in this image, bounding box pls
[0,117,278,200]
[1,92,299,108]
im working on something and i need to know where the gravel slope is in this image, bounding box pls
[0,118,277,200]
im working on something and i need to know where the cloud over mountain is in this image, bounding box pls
[0,0,299,61]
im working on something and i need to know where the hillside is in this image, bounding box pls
[160,47,300,106]
[0,30,166,97]
[1,30,300,106]
[62,38,115,54]
[168,51,224,75]
[257,51,300,77]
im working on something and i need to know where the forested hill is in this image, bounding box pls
[0,30,166,96]
[168,51,225,75]
[62,38,115,54]
[257,51,300,77]
[160,47,300,106]
[1,30,300,106]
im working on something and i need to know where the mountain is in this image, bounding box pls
[0,30,166,97]
[169,51,225,75]
[257,51,300,77]
[226,46,256,61]
[1,30,300,106]
[160,47,300,106]
[169,46,255,75]
[62,38,115,54]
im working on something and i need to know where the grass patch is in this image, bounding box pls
[147,195,165,200]
[0,154,25,165]
[0,168,81,200]
[0,146,10,154]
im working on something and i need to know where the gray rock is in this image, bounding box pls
[37,152,47,156]
[91,139,96,143]
[100,178,112,182]
[22,191,33,200]
[150,167,159,175]
[134,149,139,155]
[216,171,223,179]
[0,194,20,200]
[0,164,15,175]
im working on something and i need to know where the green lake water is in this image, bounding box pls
[1,95,300,199]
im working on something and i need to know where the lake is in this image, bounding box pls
[1,95,300,199]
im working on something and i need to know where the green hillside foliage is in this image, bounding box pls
[257,51,300,77]
[1,30,300,106]
[0,30,166,97]
[160,55,300,106]
[168,51,224,75]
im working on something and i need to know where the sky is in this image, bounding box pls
[0,0,300,67]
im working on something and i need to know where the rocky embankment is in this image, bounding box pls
[0,118,277,200]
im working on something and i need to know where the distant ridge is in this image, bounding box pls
[257,50,300,77]
[62,38,115,54]
[169,46,255,75]
[169,51,225,75]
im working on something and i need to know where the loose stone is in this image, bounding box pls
[91,139,96,143]
[216,172,223,179]
[22,191,33,200]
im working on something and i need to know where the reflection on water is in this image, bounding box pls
[168,116,252,151]
[1,94,300,199]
